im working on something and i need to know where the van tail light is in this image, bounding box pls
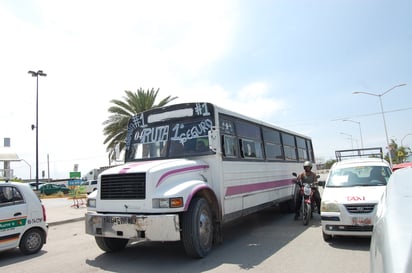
[42,204,47,222]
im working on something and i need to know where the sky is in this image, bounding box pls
[1,0,411,180]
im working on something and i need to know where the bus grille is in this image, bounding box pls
[100,173,146,200]
[344,204,375,214]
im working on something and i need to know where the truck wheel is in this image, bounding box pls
[19,228,45,255]
[182,197,213,258]
[95,237,128,252]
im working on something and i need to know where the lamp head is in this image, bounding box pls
[37,70,47,77]
[28,70,37,77]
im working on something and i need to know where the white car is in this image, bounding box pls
[0,181,48,254]
[321,148,392,241]
[370,167,412,273]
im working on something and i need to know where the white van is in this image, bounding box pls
[321,148,391,241]
[0,181,48,254]
[80,180,98,194]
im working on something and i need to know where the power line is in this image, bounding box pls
[331,106,412,122]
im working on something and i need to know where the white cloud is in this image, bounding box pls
[172,81,286,124]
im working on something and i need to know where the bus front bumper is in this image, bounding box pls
[85,212,181,241]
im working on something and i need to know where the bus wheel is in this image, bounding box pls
[95,237,128,252]
[182,197,213,258]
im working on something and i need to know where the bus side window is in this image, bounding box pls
[240,139,261,159]
[245,141,255,157]
[222,135,237,158]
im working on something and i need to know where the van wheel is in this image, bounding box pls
[19,228,45,255]
[182,197,213,258]
[95,237,128,252]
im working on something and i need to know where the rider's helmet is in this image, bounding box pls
[303,161,313,170]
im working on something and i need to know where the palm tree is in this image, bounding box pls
[103,88,178,163]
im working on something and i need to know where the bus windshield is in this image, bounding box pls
[125,103,215,161]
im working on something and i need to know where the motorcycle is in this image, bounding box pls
[292,172,319,226]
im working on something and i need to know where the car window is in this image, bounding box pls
[0,186,24,207]
[326,166,391,187]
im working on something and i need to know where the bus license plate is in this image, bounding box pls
[104,216,134,225]
[352,217,371,226]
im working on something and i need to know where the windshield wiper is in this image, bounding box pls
[351,183,386,187]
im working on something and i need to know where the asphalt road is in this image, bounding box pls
[0,206,370,273]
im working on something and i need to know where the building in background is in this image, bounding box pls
[0,138,20,180]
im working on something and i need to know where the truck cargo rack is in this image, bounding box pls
[335,147,384,162]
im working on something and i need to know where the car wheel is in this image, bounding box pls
[19,228,45,255]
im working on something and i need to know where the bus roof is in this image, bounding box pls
[131,102,313,140]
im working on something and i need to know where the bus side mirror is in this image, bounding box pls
[208,127,219,152]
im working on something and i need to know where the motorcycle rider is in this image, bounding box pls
[294,161,321,220]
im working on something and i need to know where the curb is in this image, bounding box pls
[48,216,85,227]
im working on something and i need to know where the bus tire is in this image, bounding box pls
[182,197,213,258]
[95,236,128,252]
[279,198,294,213]
[292,184,300,212]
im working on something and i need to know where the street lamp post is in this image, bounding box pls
[28,70,47,190]
[353,83,407,166]
[340,132,354,149]
[343,119,364,149]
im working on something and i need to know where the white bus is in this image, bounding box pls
[85,102,315,258]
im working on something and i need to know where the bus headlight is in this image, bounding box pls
[87,198,96,208]
[321,201,340,212]
[153,197,184,208]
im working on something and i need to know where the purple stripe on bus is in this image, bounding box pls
[184,184,212,210]
[156,165,209,187]
[225,179,294,196]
